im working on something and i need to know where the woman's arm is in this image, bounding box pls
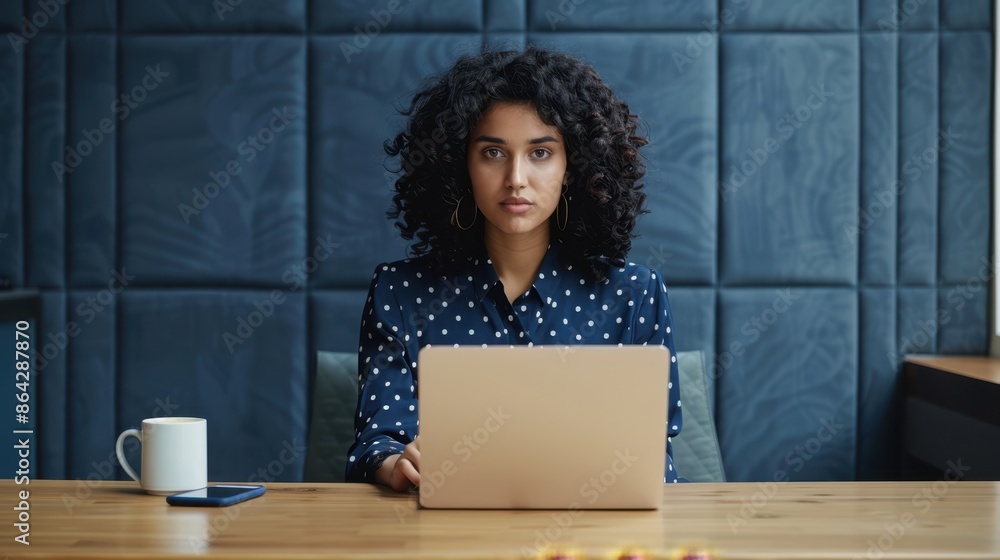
[345,264,420,486]
[630,268,684,482]
[375,437,421,490]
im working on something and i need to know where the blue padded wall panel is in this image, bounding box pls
[859,34,898,286]
[858,287,898,480]
[119,291,308,482]
[937,284,989,354]
[485,0,526,32]
[38,291,67,478]
[69,0,116,31]
[939,32,992,284]
[724,0,857,31]
[895,287,938,360]
[0,44,23,288]
[310,34,481,288]
[720,34,858,285]
[26,35,65,289]
[122,0,306,32]
[667,288,715,354]
[861,0,898,30]
[898,0,940,30]
[942,0,992,28]
[313,0,481,33]
[897,33,938,286]
[531,33,718,285]
[717,288,858,481]
[121,37,307,287]
[527,0,715,31]
[68,35,116,287]
[0,2,22,28]
[18,0,67,32]
[66,290,116,479]
[312,290,369,354]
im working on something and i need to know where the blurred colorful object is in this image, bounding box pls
[613,548,651,559]
[671,546,716,560]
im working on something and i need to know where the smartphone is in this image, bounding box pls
[166,485,265,507]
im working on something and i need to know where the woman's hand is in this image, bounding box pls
[376,436,420,491]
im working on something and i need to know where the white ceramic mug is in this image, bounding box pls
[115,417,207,495]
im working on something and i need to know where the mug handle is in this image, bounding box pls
[115,429,141,483]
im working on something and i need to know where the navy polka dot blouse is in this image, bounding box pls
[345,241,683,483]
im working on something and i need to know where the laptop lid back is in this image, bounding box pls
[418,345,668,509]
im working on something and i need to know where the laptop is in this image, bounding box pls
[417,345,669,509]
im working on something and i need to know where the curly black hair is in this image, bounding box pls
[385,44,649,282]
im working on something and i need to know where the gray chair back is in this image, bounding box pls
[672,351,726,482]
[304,352,358,483]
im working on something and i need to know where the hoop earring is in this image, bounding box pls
[556,185,569,232]
[451,194,478,231]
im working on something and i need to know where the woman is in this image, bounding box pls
[346,45,683,489]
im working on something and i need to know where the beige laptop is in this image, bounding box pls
[417,345,669,509]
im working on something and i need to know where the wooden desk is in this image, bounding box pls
[904,356,1000,479]
[906,356,1000,386]
[2,480,999,559]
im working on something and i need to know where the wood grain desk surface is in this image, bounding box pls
[905,355,1000,385]
[2,480,999,559]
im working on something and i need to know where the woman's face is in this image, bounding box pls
[467,101,567,239]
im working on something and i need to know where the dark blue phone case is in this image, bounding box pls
[166,485,266,507]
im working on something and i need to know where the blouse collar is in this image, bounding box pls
[469,240,568,304]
